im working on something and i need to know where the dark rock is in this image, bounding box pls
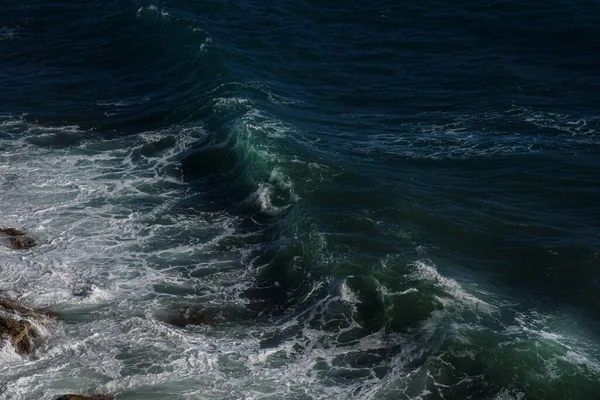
[0,228,22,236]
[0,296,54,318]
[0,296,54,355]
[160,307,211,328]
[0,227,36,249]
[55,396,114,400]
[0,315,36,354]
[0,297,33,315]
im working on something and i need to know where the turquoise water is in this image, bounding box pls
[1,1,600,399]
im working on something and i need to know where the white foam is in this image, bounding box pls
[411,260,495,314]
[0,119,233,331]
[213,97,253,111]
[339,279,360,306]
[135,3,212,55]
[508,308,600,374]
[136,5,170,19]
[0,115,330,398]
[0,341,22,363]
[243,108,291,139]
[254,183,281,216]
[493,388,526,400]
[96,97,150,107]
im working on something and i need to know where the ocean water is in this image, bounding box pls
[1,1,600,399]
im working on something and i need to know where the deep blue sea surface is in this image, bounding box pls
[1,1,600,399]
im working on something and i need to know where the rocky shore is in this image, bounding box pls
[1,228,115,399]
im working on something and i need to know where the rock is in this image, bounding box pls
[0,297,33,315]
[55,396,114,400]
[163,307,210,328]
[0,315,36,354]
[0,296,53,355]
[0,227,36,249]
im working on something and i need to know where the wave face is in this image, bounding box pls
[1,1,600,399]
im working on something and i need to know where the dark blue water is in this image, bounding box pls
[1,1,600,399]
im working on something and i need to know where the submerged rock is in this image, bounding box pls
[0,227,36,249]
[157,303,258,328]
[0,296,53,355]
[55,396,114,400]
[72,285,94,298]
[161,307,210,328]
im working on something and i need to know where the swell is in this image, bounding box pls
[1,1,221,132]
